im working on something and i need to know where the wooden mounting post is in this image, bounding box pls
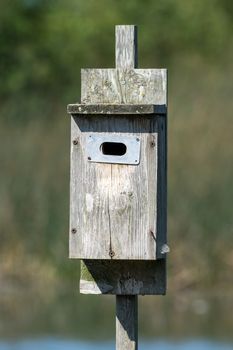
[115,25,138,350]
[116,295,138,350]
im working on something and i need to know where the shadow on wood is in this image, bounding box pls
[80,260,166,295]
[116,295,138,350]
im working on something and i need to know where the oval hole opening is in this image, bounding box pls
[100,142,127,156]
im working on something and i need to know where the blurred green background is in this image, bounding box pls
[0,0,233,343]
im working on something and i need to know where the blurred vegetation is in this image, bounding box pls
[0,0,233,339]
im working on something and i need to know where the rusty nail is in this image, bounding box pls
[73,139,78,145]
[71,228,77,234]
[150,230,156,240]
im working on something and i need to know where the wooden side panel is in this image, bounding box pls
[70,115,159,260]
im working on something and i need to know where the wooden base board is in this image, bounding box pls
[80,259,166,295]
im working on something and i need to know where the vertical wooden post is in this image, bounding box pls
[116,295,138,350]
[115,25,138,69]
[115,25,138,350]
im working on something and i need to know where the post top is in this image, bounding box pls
[115,25,138,69]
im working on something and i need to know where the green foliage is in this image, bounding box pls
[1,0,232,100]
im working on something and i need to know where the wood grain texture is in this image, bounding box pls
[81,69,167,106]
[70,115,159,260]
[116,295,138,350]
[116,25,138,69]
[67,103,167,115]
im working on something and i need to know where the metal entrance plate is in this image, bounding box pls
[86,134,141,165]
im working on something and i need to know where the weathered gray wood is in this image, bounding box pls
[116,295,138,350]
[81,69,167,106]
[70,115,159,260]
[116,25,138,69]
[67,103,166,115]
[156,116,168,259]
[80,259,166,295]
[68,25,167,294]
[70,64,167,260]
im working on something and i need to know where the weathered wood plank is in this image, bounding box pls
[156,116,168,259]
[70,115,159,260]
[116,25,138,69]
[80,259,166,295]
[67,103,167,115]
[116,295,138,350]
[81,69,167,106]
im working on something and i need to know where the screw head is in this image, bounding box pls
[88,156,91,160]
[151,141,155,147]
[73,139,78,145]
[109,250,115,258]
[71,228,77,234]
